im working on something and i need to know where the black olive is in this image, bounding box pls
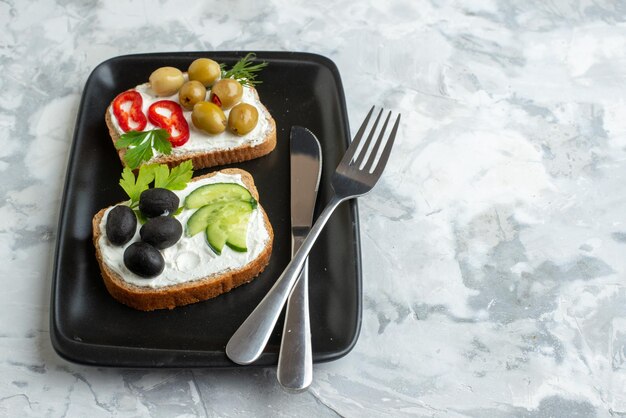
[138,188,180,218]
[140,216,183,249]
[105,205,137,246]
[123,242,165,278]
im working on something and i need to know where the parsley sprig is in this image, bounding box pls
[221,53,268,87]
[119,161,194,209]
[115,129,172,170]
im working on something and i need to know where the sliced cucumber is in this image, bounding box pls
[186,200,255,254]
[184,183,257,209]
[185,182,258,254]
[186,202,225,237]
[206,222,228,254]
[205,211,251,254]
[224,219,249,252]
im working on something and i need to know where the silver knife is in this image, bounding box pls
[277,127,322,391]
[225,128,321,366]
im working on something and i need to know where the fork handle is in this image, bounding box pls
[226,195,344,365]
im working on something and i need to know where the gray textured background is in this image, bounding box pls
[1,0,625,416]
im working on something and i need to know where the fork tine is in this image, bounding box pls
[353,108,384,167]
[339,106,375,166]
[362,111,392,172]
[372,113,401,177]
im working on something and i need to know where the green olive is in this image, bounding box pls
[178,81,207,110]
[149,67,185,96]
[210,79,243,110]
[188,58,221,87]
[192,101,226,135]
[228,103,259,136]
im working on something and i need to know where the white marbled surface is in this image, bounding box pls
[2,0,626,416]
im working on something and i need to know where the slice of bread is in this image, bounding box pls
[92,168,273,311]
[105,86,277,170]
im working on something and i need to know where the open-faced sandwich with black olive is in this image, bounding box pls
[92,161,273,310]
[105,53,277,170]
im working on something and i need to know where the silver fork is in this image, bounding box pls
[226,106,401,366]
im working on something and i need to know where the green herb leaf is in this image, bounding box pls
[124,142,154,170]
[119,165,154,205]
[151,164,170,188]
[152,132,173,155]
[221,53,268,87]
[115,129,172,170]
[119,167,139,203]
[115,130,145,148]
[136,164,156,189]
[154,160,193,190]
[118,161,194,210]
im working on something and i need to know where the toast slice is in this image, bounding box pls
[105,85,277,170]
[92,168,273,311]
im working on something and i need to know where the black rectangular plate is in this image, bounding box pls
[51,52,362,367]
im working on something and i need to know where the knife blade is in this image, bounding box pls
[277,126,322,391]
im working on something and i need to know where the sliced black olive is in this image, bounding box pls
[138,188,180,218]
[106,205,137,246]
[140,216,183,249]
[123,242,165,278]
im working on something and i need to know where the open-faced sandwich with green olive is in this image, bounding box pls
[92,162,273,311]
[105,54,277,170]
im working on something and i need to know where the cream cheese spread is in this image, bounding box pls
[108,78,271,157]
[98,173,270,289]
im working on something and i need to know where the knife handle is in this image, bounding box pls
[277,256,312,391]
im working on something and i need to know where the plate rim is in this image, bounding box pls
[50,50,362,367]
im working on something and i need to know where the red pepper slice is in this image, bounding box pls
[147,100,190,147]
[211,94,222,107]
[112,91,147,132]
